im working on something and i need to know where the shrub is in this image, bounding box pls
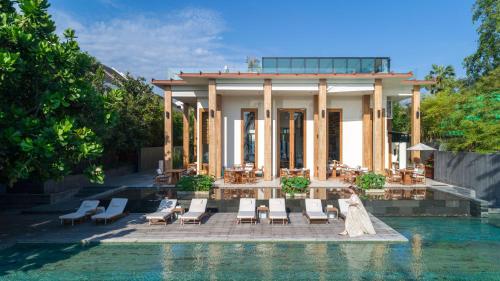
[176,175,214,191]
[281,176,310,194]
[356,173,386,190]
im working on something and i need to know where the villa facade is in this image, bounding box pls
[153,57,434,181]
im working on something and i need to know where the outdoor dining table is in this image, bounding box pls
[165,169,186,184]
[225,168,246,184]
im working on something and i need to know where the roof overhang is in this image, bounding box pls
[401,79,436,86]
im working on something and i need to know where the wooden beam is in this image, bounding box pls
[208,79,217,177]
[263,79,272,180]
[373,79,383,173]
[216,94,222,178]
[182,103,190,168]
[411,85,421,161]
[318,79,327,180]
[313,95,318,178]
[362,95,372,170]
[163,86,173,172]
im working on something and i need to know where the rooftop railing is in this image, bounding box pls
[261,57,390,74]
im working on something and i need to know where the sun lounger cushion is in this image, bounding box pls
[237,211,256,219]
[307,211,328,220]
[269,211,287,219]
[92,198,127,220]
[338,199,349,217]
[237,198,256,219]
[146,199,177,220]
[59,200,99,220]
[180,199,207,221]
[181,212,204,220]
[269,198,287,219]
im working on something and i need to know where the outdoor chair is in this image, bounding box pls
[145,198,177,226]
[59,200,100,226]
[180,199,208,225]
[385,168,402,184]
[269,198,288,224]
[236,198,257,224]
[91,198,128,224]
[224,169,235,183]
[280,168,290,178]
[304,199,328,224]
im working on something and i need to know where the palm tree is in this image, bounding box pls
[425,64,456,94]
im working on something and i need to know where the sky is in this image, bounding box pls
[49,0,478,82]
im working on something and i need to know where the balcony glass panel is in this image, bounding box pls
[291,58,304,73]
[347,59,361,73]
[319,58,333,73]
[333,58,347,73]
[262,58,276,73]
[361,58,375,73]
[305,58,319,73]
[277,58,291,73]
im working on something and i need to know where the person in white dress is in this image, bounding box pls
[339,187,376,237]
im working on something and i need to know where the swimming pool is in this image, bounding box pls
[0,217,499,280]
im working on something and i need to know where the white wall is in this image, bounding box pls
[326,95,363,167]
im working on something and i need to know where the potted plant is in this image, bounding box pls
[355,172,386,199]
[176,175,214,199]
[281,176,310,199]
[424,157,434,179]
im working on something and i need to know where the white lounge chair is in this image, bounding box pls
[180,199,207,225]
[236,198,257,224]
[269,198,288,224]
[338,199,349,219]
[145,198,177,226]
[59,200,99,226]
[304,199,328,224]
[91,198,128,224]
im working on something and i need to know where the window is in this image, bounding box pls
[241,109,258,165]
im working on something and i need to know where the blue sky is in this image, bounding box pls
[49,0,477,81]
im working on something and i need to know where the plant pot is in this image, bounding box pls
[176,191,210,199]
[425,166,434,179]
[285,193,294,199]
[364,189,385,199]
[294,192,307,199]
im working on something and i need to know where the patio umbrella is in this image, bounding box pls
[406,143,436,151]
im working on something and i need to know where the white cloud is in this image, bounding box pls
[51,7,247,81]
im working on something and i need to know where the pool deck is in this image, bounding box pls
[16,212,407,244]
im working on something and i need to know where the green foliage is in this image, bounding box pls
[281,176,310,194]
[424,64,457,94]
[176,175,214,191]
[421,67,500,152]
[0,0,119,186]
[463,0,499,82]
[355,173,386,190]
[391,102,410,133]
[97,72,164,164]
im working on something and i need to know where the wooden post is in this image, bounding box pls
[313,95,319,178]
[216,94,222,178]
[182,103,190,168]
[411,85,421,161]
[164,86,173,172]
[373,79,383,174]
[208,79,217,177]
[318,79,327,180]
[264,79,272,180]
[193,105,197,165]
[362,95,372,170]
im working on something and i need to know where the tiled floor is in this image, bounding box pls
[17,213,407,244]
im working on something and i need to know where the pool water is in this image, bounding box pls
[0,217,499,281]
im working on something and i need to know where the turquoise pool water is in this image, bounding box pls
[0,217,499,280]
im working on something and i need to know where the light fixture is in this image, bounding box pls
[416,111,420,119]
[322,109,325,118]
[165,112,170,119]
[266,109,270,118]
[377,110,381,118]
[210,109,215,118]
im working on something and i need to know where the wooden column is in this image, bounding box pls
[373,79,383,174]
[362,95,372,170]
[313,95,319,178]
[193,105,197,164]
[163,86,173,172]
[263,79,272,180]
[411,85,421,161]
[208,79,217,177]
[182,103,190,168]
[216,94,222,178]
[318,79,327,181]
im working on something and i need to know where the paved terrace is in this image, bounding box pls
[16,213,407,244]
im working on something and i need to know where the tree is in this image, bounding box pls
[463,0,499,82]
[391,102,410,133]
[424,64,456,94]
[0,0,118,186]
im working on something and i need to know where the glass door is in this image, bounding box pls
[278,109,306,174]
[327,109,342,163]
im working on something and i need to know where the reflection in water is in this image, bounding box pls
[161,244,173,280]
[208,244,222,281]
[412,234,423,280]
[340,244,379,281]
[256,243,275,280]
[305,244,328,281]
